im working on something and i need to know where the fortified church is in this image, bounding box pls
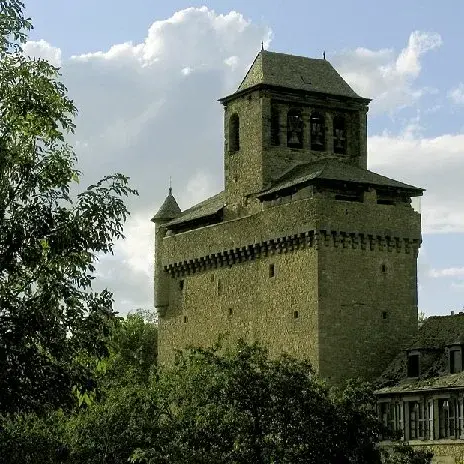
[152,49,423,385]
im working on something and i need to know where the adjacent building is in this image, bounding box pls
[376,314,464,462]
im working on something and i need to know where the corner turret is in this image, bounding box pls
[152,187,181,223]
[152,188,181,311]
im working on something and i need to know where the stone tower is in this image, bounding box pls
[152,50,423,384]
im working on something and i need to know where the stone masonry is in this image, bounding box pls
[152,50,424,384]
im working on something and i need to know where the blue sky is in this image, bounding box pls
[22,1,464,316]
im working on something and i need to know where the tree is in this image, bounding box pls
[0,343,432,463]
[101,309,158,389]
[135,343,433,464]
[0,0,138,414]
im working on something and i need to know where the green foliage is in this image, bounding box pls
[65,384,161,464]
[0,343,433,464]
[0,0,138,414]
[0,411,66,464]
[101,310,158,388]
[382,444,433,464]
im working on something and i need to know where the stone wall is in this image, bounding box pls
[158,246,319,366]
[222,88,369,221]
[318,244,418,383]
[157,195,421,382]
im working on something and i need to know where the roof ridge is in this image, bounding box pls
[176,191,224,216]
[237,50,262,91]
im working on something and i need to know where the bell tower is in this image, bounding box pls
[219,50,371,219]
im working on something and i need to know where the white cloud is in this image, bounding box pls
[449,83,464,105]
[333,31,442,112]
[429,267,464,278]
[26,8,269,314]
[23,39,62,67]
[368,121,464,234]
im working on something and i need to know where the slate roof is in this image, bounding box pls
[166,191,225,227]
[376,371,464,395]
[224,50,368,101]
[152,188,181,221]
[258,160,424,198]
[376,314,464,395]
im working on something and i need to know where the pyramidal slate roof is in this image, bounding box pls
[258,159,424,198]
[152,188,181,221]
[230,50,367,100]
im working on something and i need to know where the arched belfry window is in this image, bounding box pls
[310,112,325,151]
[229,113,240,153]
[271,106,280,146]
[333,115,347,154]
[287,109,303,148]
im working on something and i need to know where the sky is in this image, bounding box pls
[21,0,464,317]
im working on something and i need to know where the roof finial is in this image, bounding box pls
[261,41,264,51]
[169,176,172,195]
[323,50,326,60]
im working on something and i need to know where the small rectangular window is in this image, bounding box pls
[228,308,233,316]
[217,279,222,296]
[407,354,420,378]
[382,311,388,320]
[179,279,184,291]
[450,349,462,374]
[293,310,299,319]
[269,264,275,278]
[183,315,188,324]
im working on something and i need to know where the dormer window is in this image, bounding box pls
[229,113,240,153]
[333,115,346,154]
[450,347,462,374]
[287,109,303,148]
[310,112,325,151]
[271,105,280,146]
[407,352,420,378]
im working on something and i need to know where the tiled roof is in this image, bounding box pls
[258,160,424,197]
[234,50,366,100]
[152,189,181,221]
[376,371,464,395]
[166,191,224,227]
[376,314,464,394]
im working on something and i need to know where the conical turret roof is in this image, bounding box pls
[152,188,181,222]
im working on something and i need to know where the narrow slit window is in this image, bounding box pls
[271,106,280,146]
[269,264,275,278]
[229,113,240,153]
[382,311,388,320]
[381,264,387,273]
[228,308,233,316]
[293,310,299,319]
[179,279,184,291]
[183,315,188,324]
